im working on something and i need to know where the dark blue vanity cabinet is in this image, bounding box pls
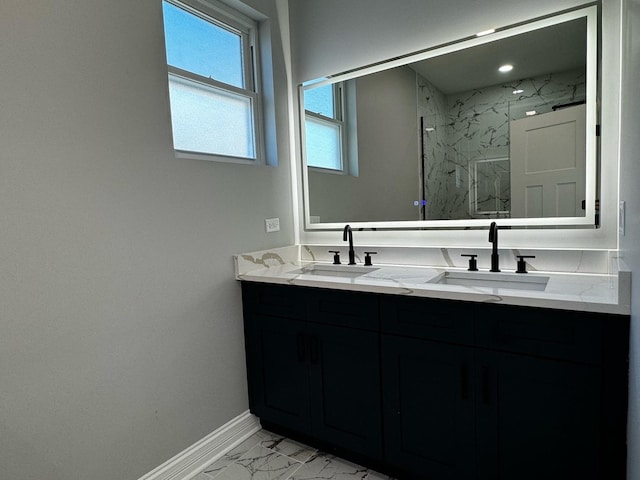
[382,334,476,479]
[242,282,383,460]
[241,282,629,480]
[381,296,621,480]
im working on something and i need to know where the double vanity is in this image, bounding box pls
[235,2,628,478]
[235,244,630,480]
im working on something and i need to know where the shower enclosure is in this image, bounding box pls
[418,69,585,220]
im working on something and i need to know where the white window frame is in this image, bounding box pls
[304,82,352,174]
[163,0,265,165]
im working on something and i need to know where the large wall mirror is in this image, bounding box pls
[299,6,598,230]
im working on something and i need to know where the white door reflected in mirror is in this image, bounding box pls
[510,104,586,218]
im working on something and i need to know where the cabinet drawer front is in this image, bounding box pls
[475,304,602,364]
[307,288,379,331]
[242,282,306,319]
[380,296,473,344]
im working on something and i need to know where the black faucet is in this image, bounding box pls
[489,221,500,272]
[343,224,356,265]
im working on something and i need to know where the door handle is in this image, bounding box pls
[309,335,319,364]
[460,362,469,400]
[482,366,490,404]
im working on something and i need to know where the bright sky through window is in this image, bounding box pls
[162,1,244,88]
[304,84,334,117]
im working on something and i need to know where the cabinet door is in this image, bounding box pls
[475,350,602,480]
[307,323,382,459]
[382,335,475,480]
[244,313,310,433]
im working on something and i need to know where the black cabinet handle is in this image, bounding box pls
[482,367,490,404]
[460,363,469,400]
[310,336,319,364]
[297,333,306,362]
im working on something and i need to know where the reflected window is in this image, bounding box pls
[305,84,345,171]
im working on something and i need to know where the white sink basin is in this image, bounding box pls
[290,264,379,278]
[428,271,549,291]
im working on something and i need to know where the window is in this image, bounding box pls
[162,0,263,163]
[304,83,344,171]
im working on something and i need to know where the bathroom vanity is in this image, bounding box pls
[236,2,629,477]
[236,247,630,480]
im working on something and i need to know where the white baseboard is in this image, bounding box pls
[138,410,261,480]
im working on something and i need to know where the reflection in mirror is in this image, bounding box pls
[471,157,510,216]
[306,67,419,223]
[301,7,597,229]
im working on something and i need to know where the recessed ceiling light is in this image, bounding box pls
[513,89,524,94]
[476,28,496,37]
[526,110,537,116]
[499,64,514,73]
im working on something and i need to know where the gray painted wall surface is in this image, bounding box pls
[308,66,419,223]
[619,0,640,478]
[0,0,292,479]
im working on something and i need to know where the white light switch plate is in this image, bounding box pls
[265,217,280,233]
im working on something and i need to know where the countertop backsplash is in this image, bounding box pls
[300,245,616,275]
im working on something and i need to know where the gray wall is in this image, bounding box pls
[0,0,293,479]
[308,66,419,222]
[619,0,640,478]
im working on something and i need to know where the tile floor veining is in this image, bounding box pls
[194,429,395,480]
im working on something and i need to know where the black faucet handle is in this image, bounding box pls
[461,254,478,271]
[515,255,535,274]
[329,250,341,265]
[364,251,378,266]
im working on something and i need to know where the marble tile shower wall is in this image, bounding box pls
[417,69,586,220]
[417,75,449,220]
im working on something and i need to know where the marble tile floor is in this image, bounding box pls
[192,429,396,480]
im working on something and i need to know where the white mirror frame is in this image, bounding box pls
[299,5,598,231]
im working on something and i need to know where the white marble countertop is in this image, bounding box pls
[234,246,631,315]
